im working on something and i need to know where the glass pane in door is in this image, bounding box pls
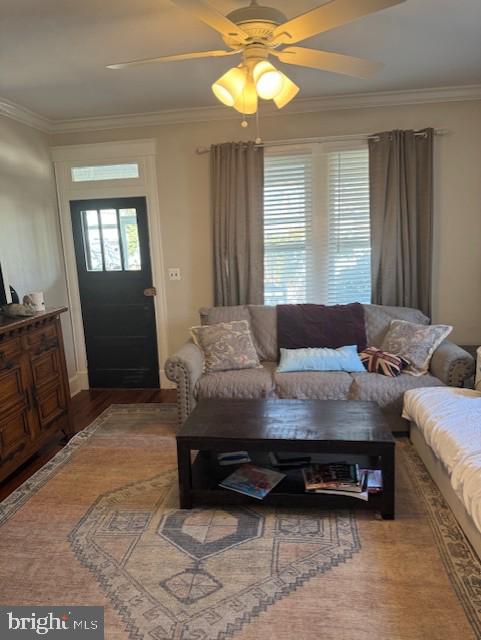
[119,208,142,271]
[82,210,103,271]
[100,209,122,271]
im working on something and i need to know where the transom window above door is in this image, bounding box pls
[81,208,142,272]
[71,163,140,182]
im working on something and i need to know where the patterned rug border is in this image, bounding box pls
[400,441,481,636]
[0,403,177,527]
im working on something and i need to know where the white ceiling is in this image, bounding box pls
[1,0,480,121]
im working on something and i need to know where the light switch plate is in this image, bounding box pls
[168,267,181,281]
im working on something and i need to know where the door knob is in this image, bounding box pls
[143,287,157,297]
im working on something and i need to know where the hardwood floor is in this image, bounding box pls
[0,388,176,501]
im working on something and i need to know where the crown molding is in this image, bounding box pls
[48,84,481,133]
[1,84,481,134]
[0,97,51,132]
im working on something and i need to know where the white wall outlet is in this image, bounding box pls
[168,267,181,281]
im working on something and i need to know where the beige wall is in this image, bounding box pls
[0,115,75,377]
[51,99,481,357]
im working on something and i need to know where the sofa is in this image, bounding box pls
[403,386,481,558]
[165,303,475,430]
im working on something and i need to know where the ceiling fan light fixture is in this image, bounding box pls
[253,60,284,100]
[273,73,300,108]
[232,77,258,114]
[212,66,246,106]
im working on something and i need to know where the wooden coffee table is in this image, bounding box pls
[176,399,395,519]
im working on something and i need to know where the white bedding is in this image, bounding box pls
[403,387,481,534]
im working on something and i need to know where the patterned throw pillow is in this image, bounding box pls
[381,319,452,376]
[191,320,261,373]
[360,347,410,377]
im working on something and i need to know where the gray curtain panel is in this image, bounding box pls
[369,128,434,317]
[211,141,264,306]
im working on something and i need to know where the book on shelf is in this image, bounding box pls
[302,462,362,492]
[362,468,383,494]
[269,452,311,468]
[217,451,251,466]
[219,464,285,500]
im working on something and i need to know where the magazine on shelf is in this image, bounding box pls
[302,462,361,492]
[219,464,286,499]
[217,451,251,466]
[312,487,369,501]
[269,452,311,468]
[310,470,369,500]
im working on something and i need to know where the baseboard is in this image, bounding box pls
[68,371,89,397]
[69,370,173,394]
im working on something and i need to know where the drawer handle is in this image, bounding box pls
[35,338,59,355]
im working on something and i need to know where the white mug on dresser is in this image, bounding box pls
[29,291,45,312]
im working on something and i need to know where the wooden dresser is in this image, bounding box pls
[0,307,72,482]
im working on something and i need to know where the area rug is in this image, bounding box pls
[0,404,480,640]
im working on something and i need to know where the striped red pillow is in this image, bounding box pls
[359,347,410,377]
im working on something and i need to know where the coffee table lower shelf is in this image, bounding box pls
[178,450,394,519]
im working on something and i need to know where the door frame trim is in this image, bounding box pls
[52,139,171,393]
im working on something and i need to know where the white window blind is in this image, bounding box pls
[264,143,370,305]
[264,151,313,304]
[327,147,370,304]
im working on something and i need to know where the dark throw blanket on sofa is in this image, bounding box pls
[277,303,368,353]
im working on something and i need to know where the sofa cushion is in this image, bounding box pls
[199,305,277,362]
[274,371,353,400]
[199,305,250,326]
[362,304,430,347]
[247,305,277,361]
[350,371,445,413]
[195,362,276,399]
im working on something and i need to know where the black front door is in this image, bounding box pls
[70,197,159,388]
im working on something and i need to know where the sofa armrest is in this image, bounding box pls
[430,340,475,387]
[165,341,204,425]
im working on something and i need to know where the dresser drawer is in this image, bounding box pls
[0,337,22,371]
[35,382,67,431]
[0,405,31,463]
[0,365,28,417]
[24,323,59,354]
[31,349,61,389]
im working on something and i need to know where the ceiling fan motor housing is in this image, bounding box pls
[224,3,287,48]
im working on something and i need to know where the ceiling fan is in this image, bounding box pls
[108,0,405,114]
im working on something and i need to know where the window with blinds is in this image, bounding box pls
[264,151,313,304]
[264,143,370,306]
[327,147,370,304]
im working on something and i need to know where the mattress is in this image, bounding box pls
[403,386,481,535]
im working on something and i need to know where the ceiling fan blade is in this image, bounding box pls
[171,0,249,42]
[107,49,240,70]
[274,47,383,78]
[273,0,405,44]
